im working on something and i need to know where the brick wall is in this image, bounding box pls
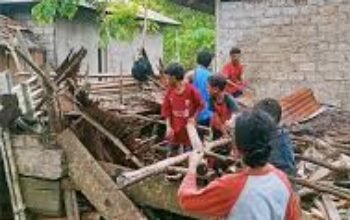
[217,0,350,109]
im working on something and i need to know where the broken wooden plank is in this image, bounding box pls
[78,111,144,167]
[0,129,27,220]
[14,147,65,180]
[321,195,341,220]
[20,177,62,217]
[100,162,213,220]
[292,177,350,200]
[57,129,146,220]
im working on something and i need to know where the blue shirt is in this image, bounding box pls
[269,128,296,177]
[192,65,213,123]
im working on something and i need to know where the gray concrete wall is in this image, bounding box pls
[217,0,350,109]
[54,9,100,73]
[107,33,163,74]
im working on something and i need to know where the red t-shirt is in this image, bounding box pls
[221,62,244,94]
[209,94,238,132]
[161,84,204,146]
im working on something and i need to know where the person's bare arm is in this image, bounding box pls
[184,70,195,84]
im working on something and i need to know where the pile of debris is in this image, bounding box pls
[1,45,350,220]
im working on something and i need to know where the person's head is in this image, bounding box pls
[208,74,227,97]
[235,110,277,168]
[253,98,282,124]
[229,47,241,64]
[197,50,213,68]
[164,63,185,87]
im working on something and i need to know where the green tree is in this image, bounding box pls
[149,0,215,69]
[31,0,215,69]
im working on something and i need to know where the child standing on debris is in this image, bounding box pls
[221,47,245,98]
[161,63,204,158]
[254,98,296,177]
[185,50,214,128]
[177,110,300,220]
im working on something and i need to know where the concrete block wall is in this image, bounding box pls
[217,0,350,108]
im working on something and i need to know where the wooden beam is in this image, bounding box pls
[20,177,63,217]
[99,162,213,220]
[321,195,341,220]
[57,129,146,220]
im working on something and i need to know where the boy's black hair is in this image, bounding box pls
[230,47,241,55]
[253,98,282,123]
[235,110,276,168]
[208,74,227,91]
[164,63,185,81]
[197,50,213,68]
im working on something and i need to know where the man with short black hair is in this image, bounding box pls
[254,98,296,177]
[162,62,204,159]
[185,50,214,127]
[221,47,245,97]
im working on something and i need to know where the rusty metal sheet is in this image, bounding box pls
[280,88,322,125]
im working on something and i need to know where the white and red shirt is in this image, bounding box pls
[178,164,300,220]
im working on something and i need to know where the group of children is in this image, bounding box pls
[160,47,300,219]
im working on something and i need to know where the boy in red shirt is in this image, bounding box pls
[207,74,239,176]
[178,110,300,220]
[161,63,204,158]
[208,74,239,139]
[221,47,244,98]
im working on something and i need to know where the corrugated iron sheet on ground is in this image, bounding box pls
[280,87,323,125]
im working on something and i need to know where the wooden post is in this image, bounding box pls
[0,128,27,220]
[64,189,80,220]
[119,62,123,104]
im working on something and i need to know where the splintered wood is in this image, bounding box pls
[291,109,350,219]
[57,129,146,220]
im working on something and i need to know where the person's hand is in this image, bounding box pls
[188,117,196,125]
[166,127,174,140]
[189,150,204,173]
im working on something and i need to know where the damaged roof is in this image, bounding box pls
[0,0,180,25]
[0,14,42,49]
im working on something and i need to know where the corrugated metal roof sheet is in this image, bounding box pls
[280,87,323,125]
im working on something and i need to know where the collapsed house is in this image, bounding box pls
[0,43,349,219]
[0,2,350,220]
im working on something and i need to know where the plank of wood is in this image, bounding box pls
[57,129,146,220]
[321,195,341,220]
[0,129,27,220]
[20,177,62,217]
[14,147,65,180]
[99,162,213,220]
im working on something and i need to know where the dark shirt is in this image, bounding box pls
[269,128,296,177]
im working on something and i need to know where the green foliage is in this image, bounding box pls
[32,0,79,24]
[32,0,157,44]
[31,0,214,69]
[149,0,215,69]
[99,2,139,45]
